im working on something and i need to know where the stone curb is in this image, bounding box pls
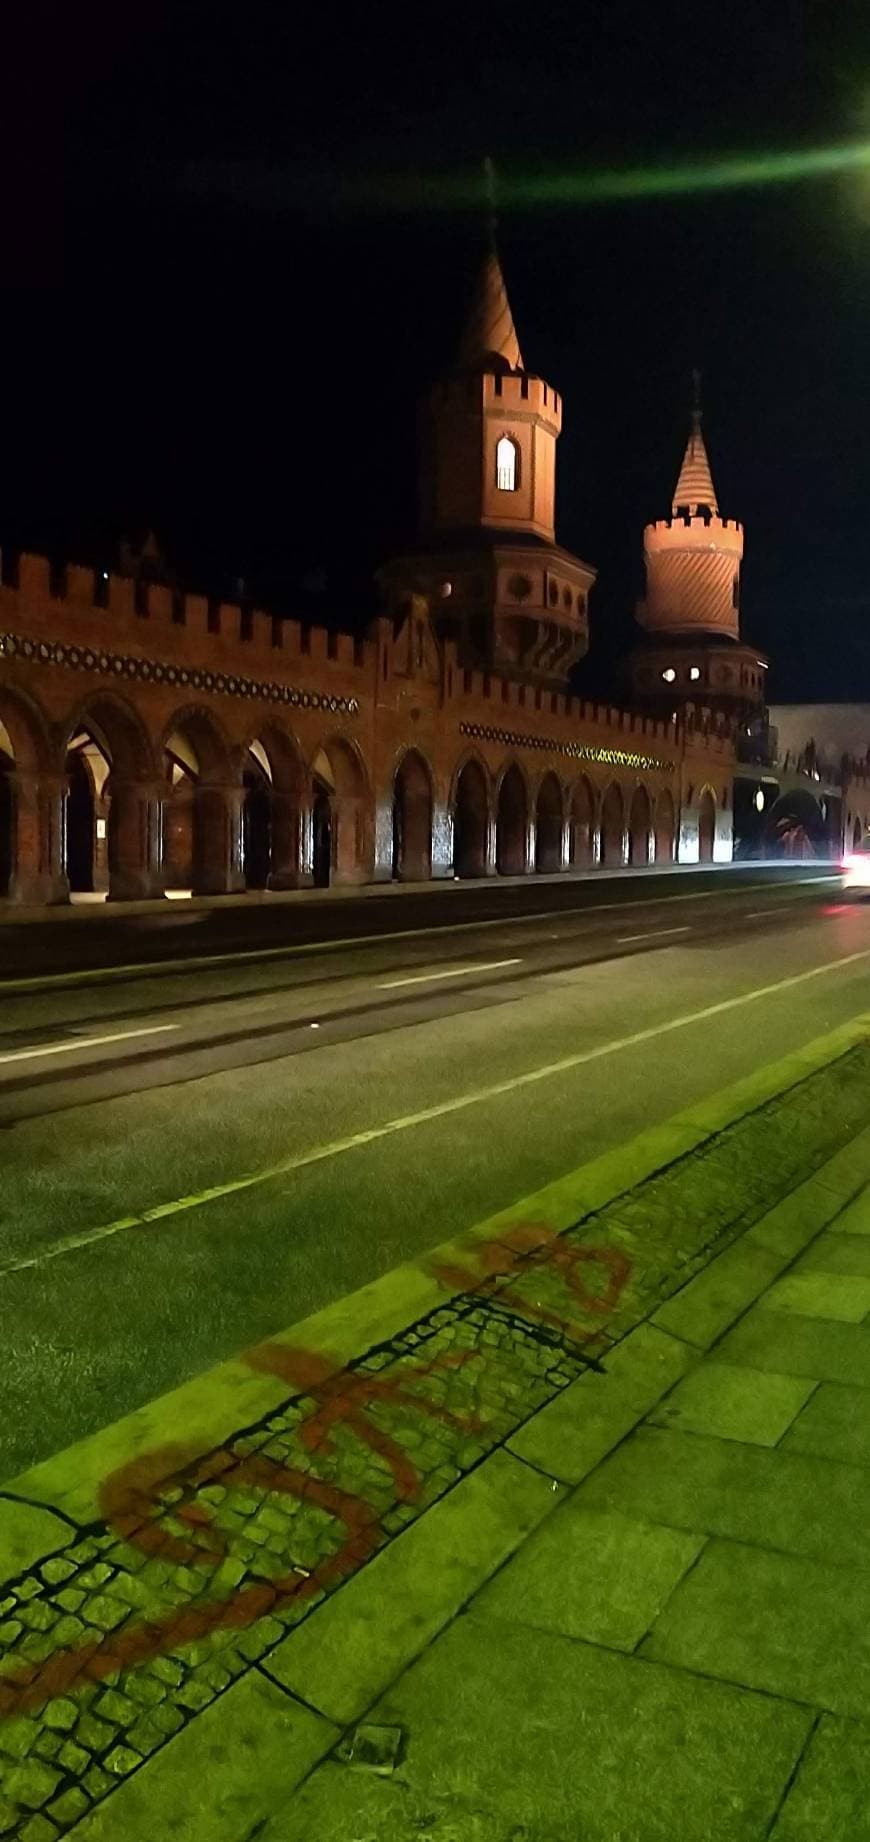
[6,1011,869,1538]
[0,866,834,931]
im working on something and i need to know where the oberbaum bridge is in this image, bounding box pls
[0,251,868,908]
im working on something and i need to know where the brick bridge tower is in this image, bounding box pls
[379,245,596,687]
[629,382,767,725]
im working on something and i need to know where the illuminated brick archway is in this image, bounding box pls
[599,782,625,867]
[496,764,528,876]
[535,771,563,873]
[393,749,434,882]
[452,757,490,879]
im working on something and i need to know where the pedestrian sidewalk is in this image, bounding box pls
[4,1019,870,1839]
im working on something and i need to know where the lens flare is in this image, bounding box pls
[349,140,870,214]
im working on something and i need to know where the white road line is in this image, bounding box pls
[0,1025,178,1067]
[746,908,786,919]
[616,926,692,945]
[6,943,870,1277]
[379,958,522,989]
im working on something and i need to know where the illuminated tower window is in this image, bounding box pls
[496,435,519,492]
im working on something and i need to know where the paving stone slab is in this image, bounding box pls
[64,1669,338,1840]
[648,1361,816,1446]
[744,1183,851,1261]
[780,1380,870,1468]
[261,1448,560,1725]
[507,1323,693,1481]
[472,1503,705,1650]
[716,1308,870,1386]
[652,1241,783,1348]
[771,1713,870,1840]
[256,1613,812,1842]
[764,1271,870,1323]
[828,1183,870,1235]
[575,1424,870,1569]
[795,1231,870,1276]
[644,1537,870,1719]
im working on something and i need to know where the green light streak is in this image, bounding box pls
[349,140,870,213]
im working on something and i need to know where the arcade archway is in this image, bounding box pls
[311,737,370,885]
[762,787,826,860]
[698,789,717,863]
[535,772,563,873]
[655,789,676,864]
[63,697,157,899]
[392,750,433,881]
[568,776,594,868]
[163,708,237,895]
[628,785,652,867]
[452,759,489,879]
[0,720,13,897]
[496,765,528,876]
[599,783,624,867]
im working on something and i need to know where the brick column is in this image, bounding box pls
[268,791,309,890]
[4,771,68,904]
[193,783,246,895]
[107,778,164,900]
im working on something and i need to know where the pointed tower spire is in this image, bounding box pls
[672,370,718,514]
[458,159,524,372]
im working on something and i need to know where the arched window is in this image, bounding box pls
[496,435,519,492]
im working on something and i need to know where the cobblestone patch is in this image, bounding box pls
[1,1042,869,1837]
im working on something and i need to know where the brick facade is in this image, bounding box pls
[0,552,733,904]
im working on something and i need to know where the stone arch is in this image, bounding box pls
[240,724,308,891]
[310,734,371,885]
[535,771,563,874]
[698,786,717,863]
[0,687,54,901]
[655,788,676,865]
[61,694,159,899]
[392,748,434,882]
[568,775,595,868]
[496,762,529,877]
[599,782,625,868]
[627,784,653,867]
[162,705,240,895]
[452,755,490,879]
[0,684,52,777]
[762,786,825,861]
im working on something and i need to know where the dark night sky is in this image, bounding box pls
[7,0,870,698]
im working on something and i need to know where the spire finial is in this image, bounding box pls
[672,376,718,514]
[457,162,523,372]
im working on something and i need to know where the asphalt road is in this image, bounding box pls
[0,860,841,978]
[2,862,868,1482]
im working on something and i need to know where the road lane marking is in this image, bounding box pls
[378,958,522,989]
[0,1024,178,1067]
[616,926,691,945]
[5,943,870,1276]
[746,908,787,919]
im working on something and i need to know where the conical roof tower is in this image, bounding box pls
[457,248,524,373]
